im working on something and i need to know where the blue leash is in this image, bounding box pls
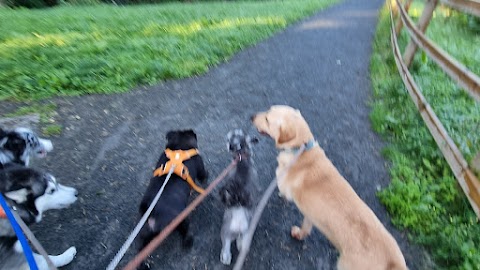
[0,193,39,270]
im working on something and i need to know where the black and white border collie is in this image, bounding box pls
[0,127,53,168]
[218,129,259,265]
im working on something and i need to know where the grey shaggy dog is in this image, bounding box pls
[218,129,259,265]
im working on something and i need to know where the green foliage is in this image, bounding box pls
[42,124,62,135]
[0,0,338,100]
[450,10,480,34]
[371,2,480,269]
[3,103,63,136]
[466,15,480,33]
[5,103,56,121]
[1,0,281,8]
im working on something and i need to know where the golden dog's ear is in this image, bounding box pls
[277,124,296,145]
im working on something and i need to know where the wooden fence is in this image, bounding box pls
[390,0,480,218]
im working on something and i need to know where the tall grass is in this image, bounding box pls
[0,0,338,101]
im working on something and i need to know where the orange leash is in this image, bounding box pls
[153,149,205,194]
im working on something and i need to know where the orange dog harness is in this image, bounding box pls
[153,148,205,194]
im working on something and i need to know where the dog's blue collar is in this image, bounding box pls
[280,139,318,154]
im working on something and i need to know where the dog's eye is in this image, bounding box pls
[47,188,55,195]
[265,116,269,125]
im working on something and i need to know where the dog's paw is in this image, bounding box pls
[220,250,232,265]
[291,226,306,240]
[54,246,77,267]
[62,246,77,260]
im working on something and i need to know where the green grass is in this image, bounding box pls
[3,103,63,135]
[0,0,338,101]
[4,103,56,119]
[42,124,62,136]
[370,2,480,269]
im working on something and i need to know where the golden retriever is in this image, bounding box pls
[252,105,407,270]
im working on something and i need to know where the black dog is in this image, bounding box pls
[137,130,208,269]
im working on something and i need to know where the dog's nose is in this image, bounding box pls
[250,114,256,122]
[74,190,79,197]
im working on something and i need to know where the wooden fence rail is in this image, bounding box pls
[397,0,480,101]
[441,0,480,17]
[390,0,480,218]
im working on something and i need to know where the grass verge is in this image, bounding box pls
[2,103,62,136]
[370,2,480,269]
[0,0,338,101]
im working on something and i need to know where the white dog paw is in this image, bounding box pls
[220,251,232,265]
[50,246,76,267]
[62,246,77,262]
[291,226,305,240]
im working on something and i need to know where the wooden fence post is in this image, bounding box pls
[473,153,480,176]
[403,0,438,67]
[395,0,414,34]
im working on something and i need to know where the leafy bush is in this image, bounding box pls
[371,2,480,269]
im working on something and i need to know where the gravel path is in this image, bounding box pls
[1,0,433,269]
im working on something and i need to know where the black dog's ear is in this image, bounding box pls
[1,132,24,149]
[6,133,26,150]
[184,129,197,140]
[166,131,176,141]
